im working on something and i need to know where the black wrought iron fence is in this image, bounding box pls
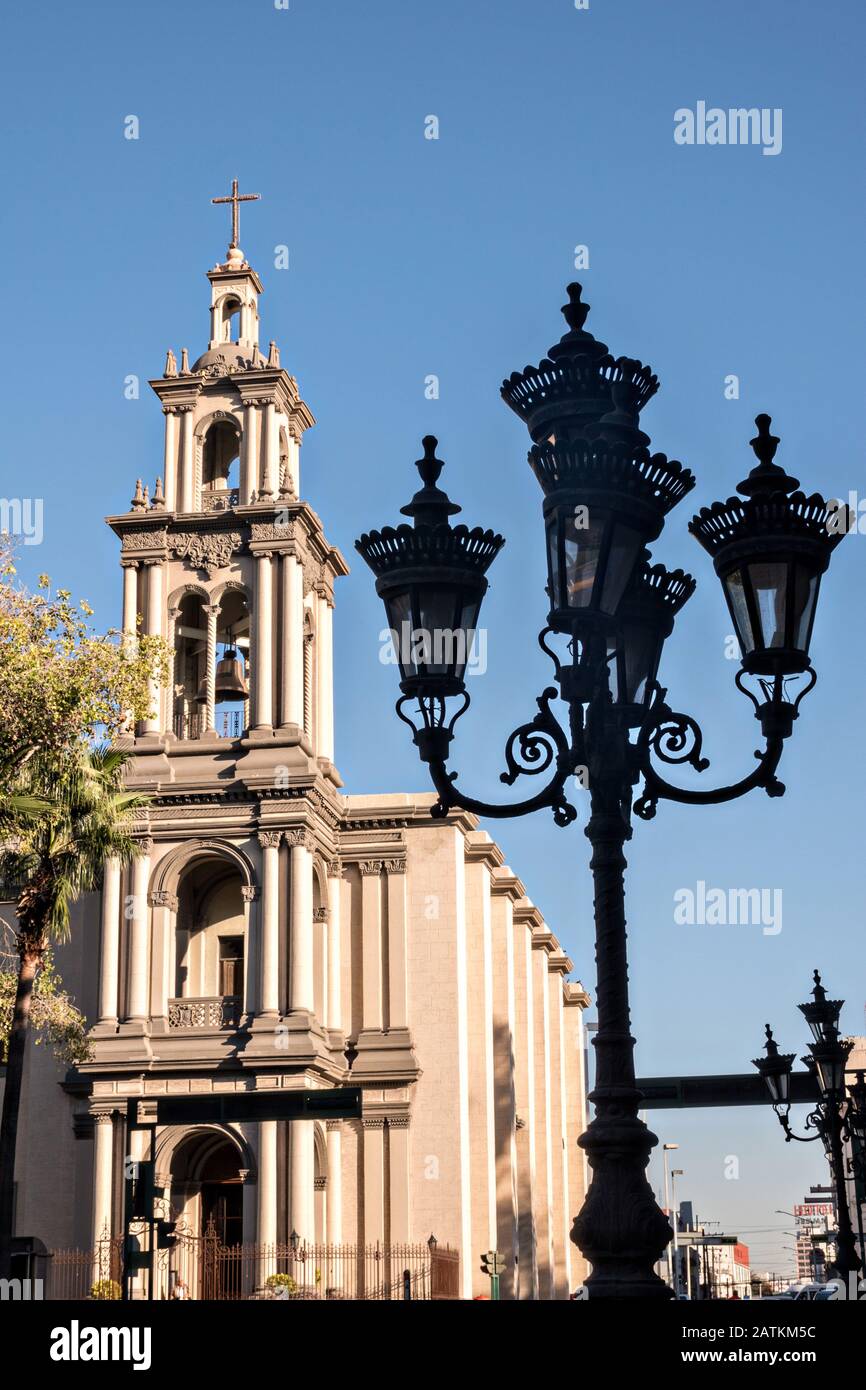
[46,1225,456,1301]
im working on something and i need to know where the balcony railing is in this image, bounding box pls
[173,709,245,741]
[200,487,239,513]
[167,996,242,1030]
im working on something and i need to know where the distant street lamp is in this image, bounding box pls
[357,284,849,1298]
[753,971,863,1284]
[671,1168,684,1296]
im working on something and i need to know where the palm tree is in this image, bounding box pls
[0,744,147,1274]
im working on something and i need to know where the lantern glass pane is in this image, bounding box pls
[748,561,788,649]
[563,513,605,608]
[725,569,755,653]
[546,517,561,608]
[600,524,644,617]
[384,590,414,682]
[417,586,461,677]
[792,565,819,652]
[458,597,482,680]
[624,624,660,707]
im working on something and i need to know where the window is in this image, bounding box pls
[218,937,244,999]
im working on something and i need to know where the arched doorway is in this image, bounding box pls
[166,1129,248,1299]
[169,1129,245,1246]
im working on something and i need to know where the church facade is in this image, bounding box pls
[5,212,590,1300]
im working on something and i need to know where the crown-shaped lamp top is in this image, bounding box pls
[399,436,462,527]
[737,414,800,498]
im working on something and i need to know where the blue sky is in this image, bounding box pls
[4,0,864,1277]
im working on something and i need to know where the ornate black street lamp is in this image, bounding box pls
[753,972,863,1285]
[356,283,848,1298]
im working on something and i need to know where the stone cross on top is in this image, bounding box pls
[211,178,261,250]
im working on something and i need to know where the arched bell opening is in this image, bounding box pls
[209,588,250,740]
[171,589,250,741]
[219,296,242,346]
[201,419,240,502]
[172,591,208,741]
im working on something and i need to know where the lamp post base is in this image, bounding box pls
[572,1108,674,1299]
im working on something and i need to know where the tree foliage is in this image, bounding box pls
[0,543,167,800]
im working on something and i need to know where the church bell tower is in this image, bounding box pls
[109,181,348,778]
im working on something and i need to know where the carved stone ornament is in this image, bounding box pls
[284,828,314,851]
[383,859,407,875]
[258,831,282,850]
[148,890,179,912]
[122,529,168,553]
[241,885,261,903]
[171,531,242,576]
[250,520,295,543]
[359,860,383,876]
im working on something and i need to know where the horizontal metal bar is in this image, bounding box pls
[127,1087,363,1129]
[635,1072,820,1109]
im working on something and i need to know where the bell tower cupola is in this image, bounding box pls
[207,179,263,354]
[108,184,348,782]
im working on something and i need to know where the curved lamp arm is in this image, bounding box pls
[633,684,787,821]
[407,686,580,827]
[773,1103,825,1144]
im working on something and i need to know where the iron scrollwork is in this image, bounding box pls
[633,682,787,822]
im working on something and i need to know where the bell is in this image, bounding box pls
[214,648,248,701]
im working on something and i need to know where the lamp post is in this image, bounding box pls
[753,971,863,1286]
[662,1142,679,1290]
[671,1167,684,1295]
[356,283,848,1299]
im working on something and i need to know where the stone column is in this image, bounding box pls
[162,407,179,511]
[289,1121,315,1244]
[360,862,383,1031]
[288,831,314,1013]
[142,562,163,735]
[166,605,180,737]
[388,1117,410,1243]
[362,1118,385,1245]
[325,1121,343,1244]
[258,833,281,1017]
[241,402,256,503]
[91,1113,115,1249]
[257,1120,278,1248]
[179,406,195,513]
[148,890,177,1030]
[127,839,152,1021]
[385,860,408,1031]
[326,860,342,1031]
[279,554,304,729]
[261,401,276,499]
[242,886,260,1019]
[532,936,555,1300]
[316,593,334,763]
[121,562,138,638]
[253,553,274,730]
[204,603,220,734]
[98,857,122,1025]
